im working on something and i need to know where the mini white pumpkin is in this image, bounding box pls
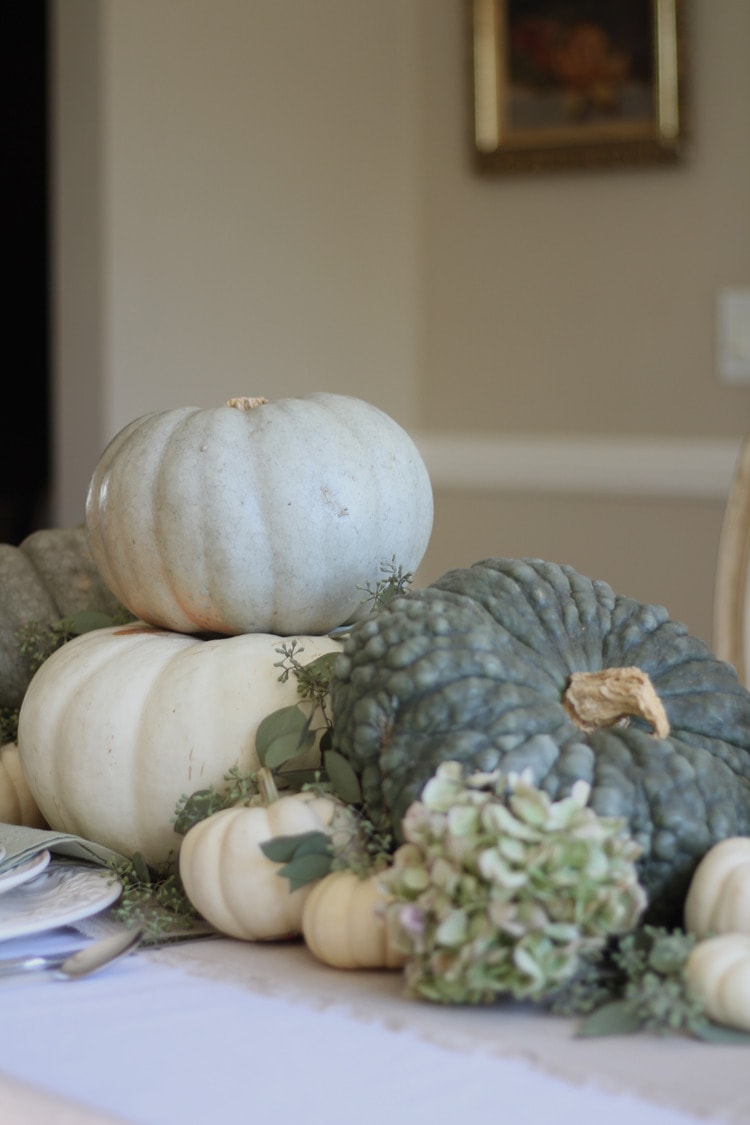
[0,742,46,828]
[17,624,341,864]
[302,869,405,970]
[684,837,750,938]
[85,393,434,637]
[179,794,338,940]
[685,934,750,1032]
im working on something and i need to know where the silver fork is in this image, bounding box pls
[0,928,143,979]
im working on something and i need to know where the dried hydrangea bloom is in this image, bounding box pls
[380,762,647,1005]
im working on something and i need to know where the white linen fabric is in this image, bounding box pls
[0,928,744,1125]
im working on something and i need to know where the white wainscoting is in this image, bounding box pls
[413,434,743,499]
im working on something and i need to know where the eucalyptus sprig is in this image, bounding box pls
[550,926,750,1043]
[106,850,209,943]
[2,608,138,743]
[16,608,136,679]
[259,807,393,892]
[256,559,414,802]
[0,707,18,745]
[357,556,414,613]
[172,765,262,836]
[274,642,338,731]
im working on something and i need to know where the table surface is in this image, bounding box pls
[0,924,747,1125]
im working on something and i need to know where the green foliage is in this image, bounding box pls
[260,831,334,891]
[357,557,414,613]
[550,925,750,1042]
[256,700,318,770]
[106,850,211,943]
[251,558,415,799]
[273,642,338,731]
[2,608,138,743]
[17,608,136,678]
[0,708,18,745]
[172,765,261,836]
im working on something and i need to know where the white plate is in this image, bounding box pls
[0,850,51,896]
[0,862,122,942]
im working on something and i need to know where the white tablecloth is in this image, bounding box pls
[0,926,747,1125]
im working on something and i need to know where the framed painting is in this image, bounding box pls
[470,0,687,173]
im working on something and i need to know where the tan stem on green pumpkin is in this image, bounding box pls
[563,667,670,739]
[226,396,269,410]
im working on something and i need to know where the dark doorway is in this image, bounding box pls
[2,2,50,544]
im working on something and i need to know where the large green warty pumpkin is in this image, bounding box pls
[330,557,750,927]
[0,526,123,710]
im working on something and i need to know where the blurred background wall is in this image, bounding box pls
[48,0,750,645]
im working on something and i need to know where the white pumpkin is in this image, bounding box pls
[179,795,338,941]
[85,393,434,636]
[302,869,406,970]
[685,934,750,1032]
[17,624,341,864]
[684,837,750,938]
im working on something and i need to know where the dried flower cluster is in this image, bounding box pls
[379,762,647,1004]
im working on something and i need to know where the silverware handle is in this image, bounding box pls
[0,952,75,976]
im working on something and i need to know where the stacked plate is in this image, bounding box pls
[0,847,122,941]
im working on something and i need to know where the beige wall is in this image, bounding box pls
[419,2,750,440]
[52,0,750,650]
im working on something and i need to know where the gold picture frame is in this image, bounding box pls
[470,0,687,173]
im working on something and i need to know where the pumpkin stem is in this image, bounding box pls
[257,766,280,805]
[226,396,268,411]
[562,667,670,739]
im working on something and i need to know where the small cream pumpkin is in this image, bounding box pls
[178,794,338,941]
[685,934,750,1032]
[0,742,46,827]
[302,869,405,970]
[17,624,341,864]
[684,837,750,938]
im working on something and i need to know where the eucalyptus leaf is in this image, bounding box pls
[278,851,333,891]
[301,651,340,682]
[131,851,153,884]
[288,831,332,859]
[260,831,330,863]
[172,787,220,835]
[257,705,309,740]
[691,1021,750,1045]
[576,1000,644,1038]
[68,610,120,635]
[264,729,316,770]
[325,750,362,804]
[256,706,314,768]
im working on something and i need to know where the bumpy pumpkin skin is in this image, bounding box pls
[0,526,123,710]
[85,393,434,637]
[330,557,750,928]
[17,625,341,865]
